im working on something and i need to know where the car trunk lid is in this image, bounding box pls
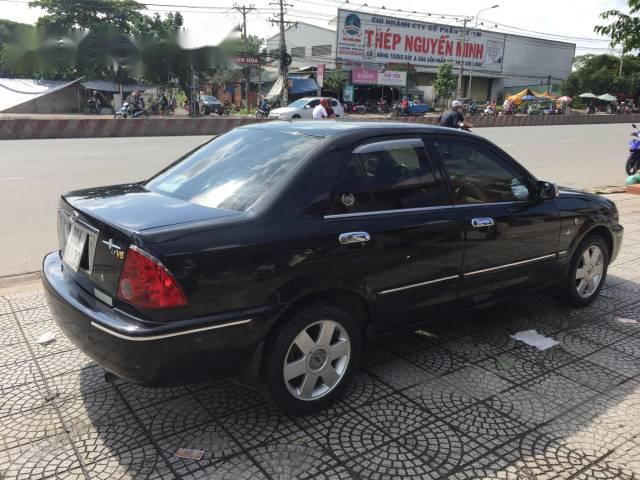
[58,183,240,301]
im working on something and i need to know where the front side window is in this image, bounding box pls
[146,128,320,211]
[432,140,531,204]
[357,140,446,211]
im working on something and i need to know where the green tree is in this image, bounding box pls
[29,0,147,33]
[561,53,640,99]
[322,69,346,96]
[433,61,456,108]
[594,0,640,55]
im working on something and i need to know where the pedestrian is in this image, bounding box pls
[324,99,336,118]
[312,98,328,119]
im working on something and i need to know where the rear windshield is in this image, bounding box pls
[146,128,320,211]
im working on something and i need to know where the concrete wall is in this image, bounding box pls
[5,85,84,114]
[2,115,640,140]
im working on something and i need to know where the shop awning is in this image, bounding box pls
[290,77,319,94]
[0,77,84,112]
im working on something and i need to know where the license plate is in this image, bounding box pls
[62,223,87,272]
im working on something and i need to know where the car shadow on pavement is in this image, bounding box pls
[1,270,639,479]
[67,273,640,479]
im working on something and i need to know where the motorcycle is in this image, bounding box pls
[586,104,596,114]
[255,105,270,118]
[114,102,150,119]
[87,97,101,114]
[626,124,640,175]
[468,103,480,116]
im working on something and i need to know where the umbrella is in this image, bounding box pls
[598,93,617,102]
[558,95,572,103]
[579,92,597,98]
[522,94,537,101]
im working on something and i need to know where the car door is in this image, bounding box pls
[322,138,465,333]
[302,99,321,118]
[330,98,343,117]
[427,136,562,306]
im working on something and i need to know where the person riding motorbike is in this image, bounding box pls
[439,100,474,130]
[87,90,101,114]
[125,91,143,115]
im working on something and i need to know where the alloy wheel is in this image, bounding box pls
[283,320,351,401]
[575,245,605,299]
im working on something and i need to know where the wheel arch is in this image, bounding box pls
[573,224,614,259]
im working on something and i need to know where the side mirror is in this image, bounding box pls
[304,104,311,109]
[538,181,559,200]
[633,123,637,128]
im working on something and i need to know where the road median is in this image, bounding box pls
[1,114,640,139]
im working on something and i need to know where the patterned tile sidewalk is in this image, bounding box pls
[1,193,640,479]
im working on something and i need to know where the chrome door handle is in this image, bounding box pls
[471,217,495,228]
[339,231,371,245]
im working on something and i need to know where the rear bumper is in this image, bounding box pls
[42,251,271,385]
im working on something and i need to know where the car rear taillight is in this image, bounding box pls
[117,246,187,309]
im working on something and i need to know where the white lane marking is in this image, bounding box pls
[558,139,575,143]
[498,143,517,147]
[0,177,25,181]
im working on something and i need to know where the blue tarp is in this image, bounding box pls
[290,77,319,94]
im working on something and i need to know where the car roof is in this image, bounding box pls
[241,120,475,139]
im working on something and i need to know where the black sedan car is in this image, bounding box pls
[43,122,623,414]
[200,95,225,115]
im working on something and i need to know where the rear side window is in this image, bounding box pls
[432,139,531,204]
[331,100,338,107]
[146,128,320,211]
[330,155,373,214]
[357,140,447,211]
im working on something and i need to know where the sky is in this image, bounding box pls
[0,0,631,54]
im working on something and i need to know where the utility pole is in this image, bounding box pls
[457,18,469,99]
[619,48,624,77]
[270,0,293,107]
[234,3,255,111]
[547,74,551,95]
[467,4,499,98]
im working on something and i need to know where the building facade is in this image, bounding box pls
[266,11,575,104]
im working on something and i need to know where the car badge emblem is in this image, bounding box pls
[341,193,355,207]
[102,238,121,252]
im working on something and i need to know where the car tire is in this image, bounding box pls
[264,304,361,415]
[560,234,609,307]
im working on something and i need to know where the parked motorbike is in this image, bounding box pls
[468,103,480,116]
[626,124,640,175]
[255,105,270,118]
[114,102,150,119]
[586,104,596,114]
[87,97,101,114]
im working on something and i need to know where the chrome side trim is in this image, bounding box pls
[353,138,424,154]
[453,201,528,208]
[90,318,252,342]
[324,205,454,220]
[463,253,557,277]
[558,250,568,257]
[378,275,459,295]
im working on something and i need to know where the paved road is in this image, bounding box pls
[0,123,631,276]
